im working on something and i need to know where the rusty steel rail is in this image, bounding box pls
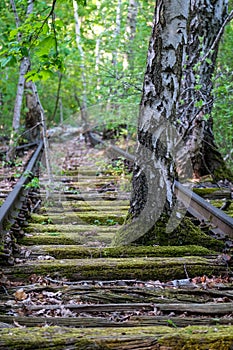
[0,141,44,233]
[175,181,233,236]
[89,133,233,237]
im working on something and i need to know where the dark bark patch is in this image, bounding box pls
[129,165,148,218]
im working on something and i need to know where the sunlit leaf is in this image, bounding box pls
[36,36,55,56]
[0,55,15,67]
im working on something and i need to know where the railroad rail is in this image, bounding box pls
[0,140,44,264]
[89,132,233,237]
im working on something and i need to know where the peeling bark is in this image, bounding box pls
[177,0,229,179]
[113,0,190,245]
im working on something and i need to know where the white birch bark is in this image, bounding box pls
[176,0,229,178]
[95,37,101,91]
[7,0,33,161]
[113,0,190,245]
[7,0,53,189]
[125,0,138,71]
[112,0,122,69]
[73,0,88,128]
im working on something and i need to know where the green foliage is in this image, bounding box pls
[0,0,153,128]
[24,176,40,189]
[212,22,233,168]
[0,0,231,170]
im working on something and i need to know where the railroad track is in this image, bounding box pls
[90,133,233,238]
[0,135,233,349]
[0,141,44,265]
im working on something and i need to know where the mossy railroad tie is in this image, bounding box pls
[2,155,233,349]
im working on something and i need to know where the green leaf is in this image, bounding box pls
[9,28,18,40]
[194,84,202,91]
[0,56,14,67]
[20,47,29,57]
[194,100,204,108]
[38,69,53,81]
[36,36,55,57]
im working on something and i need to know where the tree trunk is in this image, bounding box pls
[112,0,122,68]
[25,81,41,142]
[176,0,230,179]
[73,0,88,130]
[51,72,62,122]
[6,57,30,162]
[6,0,33,162]
[125,0,138,72]
[113,0,190,245]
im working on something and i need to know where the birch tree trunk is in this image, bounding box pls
[11,57,30,134]
[113,0,190,246]
[112,0,122,69]
[73,0,88,131]
[6,0,32,161]
[125,0,138,72]
[7,0,53,188]
[176,0,230,179]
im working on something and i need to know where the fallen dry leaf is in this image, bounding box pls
[14,288,27,301]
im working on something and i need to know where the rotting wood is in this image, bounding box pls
[27,244,215,260]
[1,315,233,328]
[2,301,233,316]
[1,325,233,349]
[2,282,233,305]
[2,256,227,282]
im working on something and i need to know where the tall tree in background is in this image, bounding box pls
[5,0,53,188]
[73,0,88,128]
[176,0,233,179]
[113,0,190,245]
[6,0,32,161]
[125,0,138,72]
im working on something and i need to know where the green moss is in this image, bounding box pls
[30,212,126,225]
[213,164,233,182]
[19,230,114,246]
[40,201,129,213]
[210,200,233,218]
[3,256,225,282]
[60,169,100,176]
[113,216,224,251]
[19,234,81,246]
[152,217,224,251]
[159,325,233,349]
[24,223,118,233]
[30,244,215,259]
[1,325,233,349]
[193,187,219,196]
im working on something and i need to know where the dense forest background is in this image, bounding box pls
[0,0,232,167]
